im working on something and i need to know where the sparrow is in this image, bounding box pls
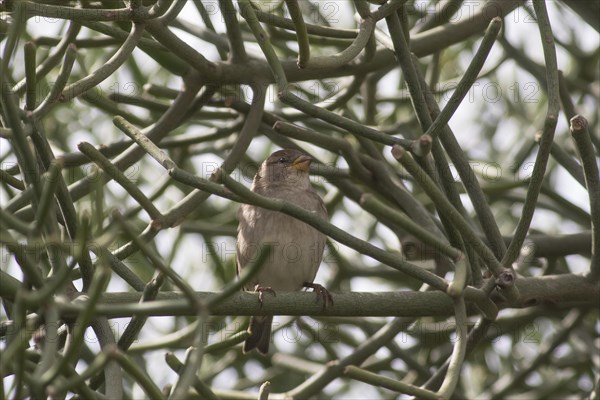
[237,149,332,354]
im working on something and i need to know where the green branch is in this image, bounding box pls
[9,275,591,320]
[422,18,502,140]
[501,0,560,268]
[569,115,600,278]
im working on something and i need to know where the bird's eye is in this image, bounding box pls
[278,157,287,163]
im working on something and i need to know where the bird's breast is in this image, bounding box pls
[237,206,326,291]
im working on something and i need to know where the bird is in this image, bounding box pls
[237,148,332,354]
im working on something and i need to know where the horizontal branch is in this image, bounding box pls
[47,275,599,319]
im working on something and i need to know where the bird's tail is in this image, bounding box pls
[243,316,273,354]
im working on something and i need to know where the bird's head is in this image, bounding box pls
[254,149,313,188]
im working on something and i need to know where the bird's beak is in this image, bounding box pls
[291,155,312,172]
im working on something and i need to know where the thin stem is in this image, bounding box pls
[569,115,600,278]
[221,82,267,174]
[447,257,468,298]
[219,0,247,63]
[304,16,374,69]
[117,273,165,351]
[386,14,473,265]
[288,315,418,398]
[59,23,144,102]
[501,0,560,268]
[13,23,81,95]
[113,116,177,170]
[51,347,112,396]
[384,11,431,132]
[203,331,248,354]
[27,119,93,290]
[422,17,502,139]
[344,366,439,399]
[360,193,463,262]
[207,245,273,308]
[1,63,42,205]
[41,259,111,385]
[406,0,522,57]
[169,316,209,399]
[280,91,412,147]
[237,0,288,87]
[24,41,37,110]
[258,381,271,400]
[412,56,507,263]
[159,0,187,25]
[22,1,135,21]
[391,145,519,300]
[96,246,146,291]
[165,352,220,400]
[371,0,408,21]
[423,318,494,391]
[1,205,32,235]
[31,160,63,235]
[112,211,202,310]
[239,0,411,149]
[31,42,77,118]
[2,0,26,71]
[488,310,586,399]
[251,7,357,39]
[78,141,163,220]
[129,321,200,353]
[112,349,165,399]
[545,137,586,187]
[436,296,467,398]
[146,17,217,76]
[147,0,172,18]
[284,0,310,68]
[0,230,44,289]
[192,0,228,60]
[80,20,166,53]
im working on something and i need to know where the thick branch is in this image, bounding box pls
[42,275,599,320]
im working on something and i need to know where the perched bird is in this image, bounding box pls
[237,149,332,354]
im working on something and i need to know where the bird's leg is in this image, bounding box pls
[303,282,334,310]
[253,284,276,309]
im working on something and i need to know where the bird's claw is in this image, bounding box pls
[303,282,333,310]
[254,284,276,309]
